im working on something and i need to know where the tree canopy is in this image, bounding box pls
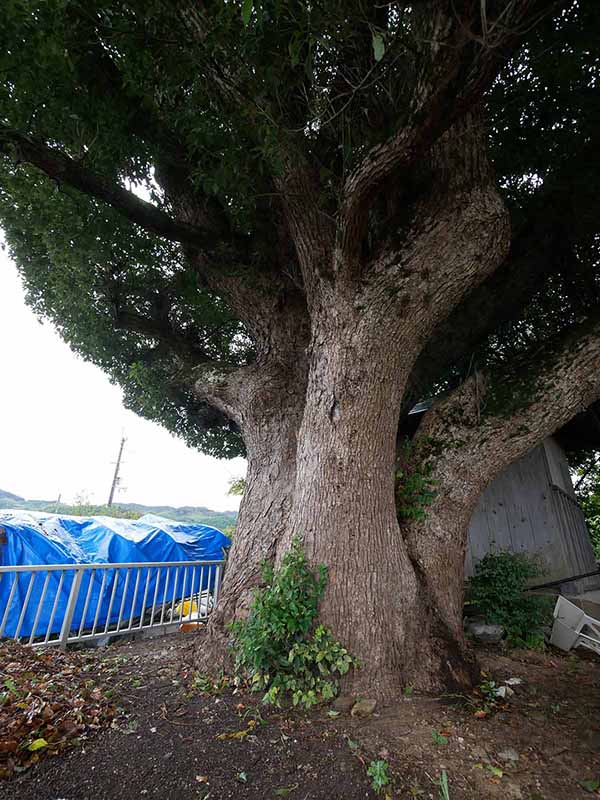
[0,2,597,456]
[2,0,600,696]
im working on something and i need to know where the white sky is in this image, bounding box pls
[0,245,245,510]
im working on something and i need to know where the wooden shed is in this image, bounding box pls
[466,435,599,593]
[407,405,600,593]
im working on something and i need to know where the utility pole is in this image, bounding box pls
[107,436,126,507]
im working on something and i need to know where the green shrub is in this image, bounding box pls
[367,760,391,794]
[580,505,600,560]
[229,538,357,708]
[465,551,553,648]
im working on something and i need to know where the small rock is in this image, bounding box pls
[465,619,505,643]
[471,746,491,762]
[497,748,520,762]
[351,698,377,718]
[332,695,355,713]
[505,783,523,799]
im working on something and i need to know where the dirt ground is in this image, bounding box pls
[2,633,599,800]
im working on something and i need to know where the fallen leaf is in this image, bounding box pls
[579,779,600,793]
[275,784,299,797]
[27,738,48,752]
[486,765,503,778]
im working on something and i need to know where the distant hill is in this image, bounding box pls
[0,489,26,504]
[0,488,238,531]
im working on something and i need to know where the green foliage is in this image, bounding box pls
[68,503,140,520]
[227,477,247,497]
[371,33,385,63]
[222,524,237,540]
[465,552,552,648]
[0,172,248,458]
[192,673,230,695]
[479,679,499,701]
[434,770,451,800]
[229,538,357,709]
[573,452,600,560]
[431,730,448,746]
[367,760,391,795]
[424,2,600,415]
[395,439,437,521]
[0,0,598,471]
[582,508,600,560]
[579,778,600,794]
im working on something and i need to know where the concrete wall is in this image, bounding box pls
[466,437,599,591]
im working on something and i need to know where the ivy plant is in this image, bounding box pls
[395,438,438,521]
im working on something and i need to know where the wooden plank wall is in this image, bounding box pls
[466,437,599,590]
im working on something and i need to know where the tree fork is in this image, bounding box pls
[401,318,600,688]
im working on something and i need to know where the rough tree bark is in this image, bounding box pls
[191,288,309,663]
[400,319,600,688]
[189,357,306,671]
[204,362,306,629]
[283,115,511,698]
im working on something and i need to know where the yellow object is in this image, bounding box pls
[175,597,198,617]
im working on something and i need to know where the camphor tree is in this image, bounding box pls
[1,1,599,697]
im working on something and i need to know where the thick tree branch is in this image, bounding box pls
[337,0,559,270]
[274,153,335,295]
[400,310,600,634]
[403,184,589,410]
[67,32,233,239]
[113,307,215,364]
[0,126,214,249]
[419,310,600,472]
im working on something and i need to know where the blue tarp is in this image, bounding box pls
[0,510,230,639]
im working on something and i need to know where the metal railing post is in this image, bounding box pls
[0,558,225,648]
[58,567,84,650]
[213,563,222,610]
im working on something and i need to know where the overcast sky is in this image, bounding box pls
[0,245,245,510]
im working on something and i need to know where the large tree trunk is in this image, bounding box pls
[284,303,482,698]
[279,116,509,699]
[214,393,303,626]
[286,311,418,698]
[193,354,307,672]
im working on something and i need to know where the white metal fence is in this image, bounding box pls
[0,560,224,649]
